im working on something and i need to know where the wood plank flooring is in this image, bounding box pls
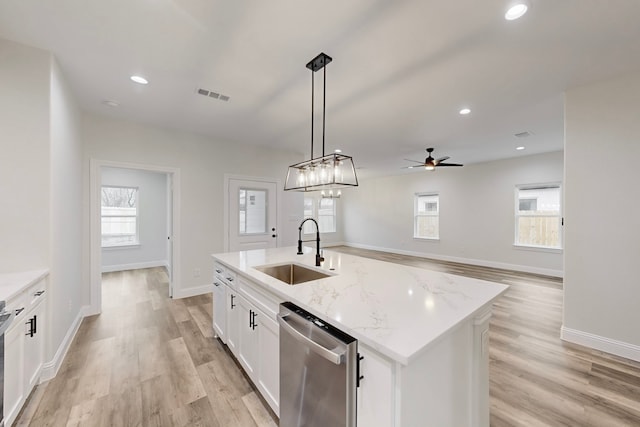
[15,268,277,427]
[15,248,640,426]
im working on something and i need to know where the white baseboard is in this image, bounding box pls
[341,242,564,278]
[101,260,168,273]
[561,326,640,363]
[40,305,91,382]
[173,283,213,299]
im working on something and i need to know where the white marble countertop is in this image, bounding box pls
[212,247,508,365]
[0,269,49,303]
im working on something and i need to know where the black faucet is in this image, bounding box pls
[298,218,324,266]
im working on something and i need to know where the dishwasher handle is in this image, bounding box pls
[278,314,345,365]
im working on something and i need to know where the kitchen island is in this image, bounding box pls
[212,246,508,427]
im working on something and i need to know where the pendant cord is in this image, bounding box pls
[311,69,314,160]
[322,63,326,157]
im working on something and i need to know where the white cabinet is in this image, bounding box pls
[237,294,259,379]
[3,276,47,427]
[4,317,25,426]
[256,309,279,411]
[211,261,280,415]
[212,280,226,342]
[357,345,395,427]
[23,295,46,391]
[225,287,240,355]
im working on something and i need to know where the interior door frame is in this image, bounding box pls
[89,158,181,315]
[224,174,281,252]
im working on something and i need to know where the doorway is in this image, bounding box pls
[225,176,279,251]
[89,159,181,315]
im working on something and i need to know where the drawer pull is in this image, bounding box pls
[215,269,223,274]
[226,277,234,282]
[35,290,45,297]
[15,307,25,316]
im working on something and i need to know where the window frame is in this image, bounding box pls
[514,183,563,251]
[413,192,440,240]
[101,185,140,248]
[303,196,337,234]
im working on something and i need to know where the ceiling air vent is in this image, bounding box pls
[196,88,230,102]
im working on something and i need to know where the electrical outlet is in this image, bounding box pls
[194,268,201,278]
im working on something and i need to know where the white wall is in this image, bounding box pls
[101,167,168,272]
[341,151,564,276]
[563,71,640,359]
[49,57,84,365]
[83,113,303,298]
[0,39,51,272]
[0,38,84,373]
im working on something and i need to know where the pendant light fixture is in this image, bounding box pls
[284,53,358,192]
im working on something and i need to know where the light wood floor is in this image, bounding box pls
[15,268,277,427]
[15,248,640,426]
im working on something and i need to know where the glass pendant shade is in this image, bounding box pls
[284,153,358,191]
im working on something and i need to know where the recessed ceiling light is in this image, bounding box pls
[459,108,471,115]
[102,100,120,108]
[505,1,529,20]
[334,149,342,153]
[516,146,526,150]
[130,75,148,85]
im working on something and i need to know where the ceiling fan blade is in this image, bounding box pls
[436,162,464,167]
[435,156,450,163]
[403,158,425,164]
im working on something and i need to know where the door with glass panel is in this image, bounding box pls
[228,178,278,251]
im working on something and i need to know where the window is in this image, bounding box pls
[414,193,439,239]
[515,185,561,249]
[303,197,337,234]
[101,186,139,247]
[239,188,267,235]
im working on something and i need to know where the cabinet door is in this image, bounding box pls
[23,300,45,392]
[212,281,226,343]
[356,346,395,427]
[237,295,259,380]
[4,321,25,426]
[226,288,240,355]
[257,312,279,415]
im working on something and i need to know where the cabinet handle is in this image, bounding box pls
[249,310,254,329]
[230,294,236,309]
[34,314,37,334]
[215,269,223,274]
[226,277,234,282]
[357,354,364,387]
[35,290,45,296]
[15,307,25,316]
[214,282,220,287]
[26,317,35,337]
[252,311,258,330]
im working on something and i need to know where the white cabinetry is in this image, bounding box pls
[357,345,395,427]
[3,276,47,427]
[212,280,226,342]
[237,294,259,378]
[210,261,280,416]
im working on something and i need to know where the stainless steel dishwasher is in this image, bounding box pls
[278,301,358,427]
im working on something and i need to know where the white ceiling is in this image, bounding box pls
[2,0,640,178]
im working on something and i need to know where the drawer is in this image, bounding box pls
[25,278,47,309]
[5,290,29,326]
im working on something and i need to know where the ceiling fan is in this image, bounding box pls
[403,148,463,171]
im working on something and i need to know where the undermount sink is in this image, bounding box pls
[255,263,332,285]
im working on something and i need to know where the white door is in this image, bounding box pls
[228,178,278,251]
